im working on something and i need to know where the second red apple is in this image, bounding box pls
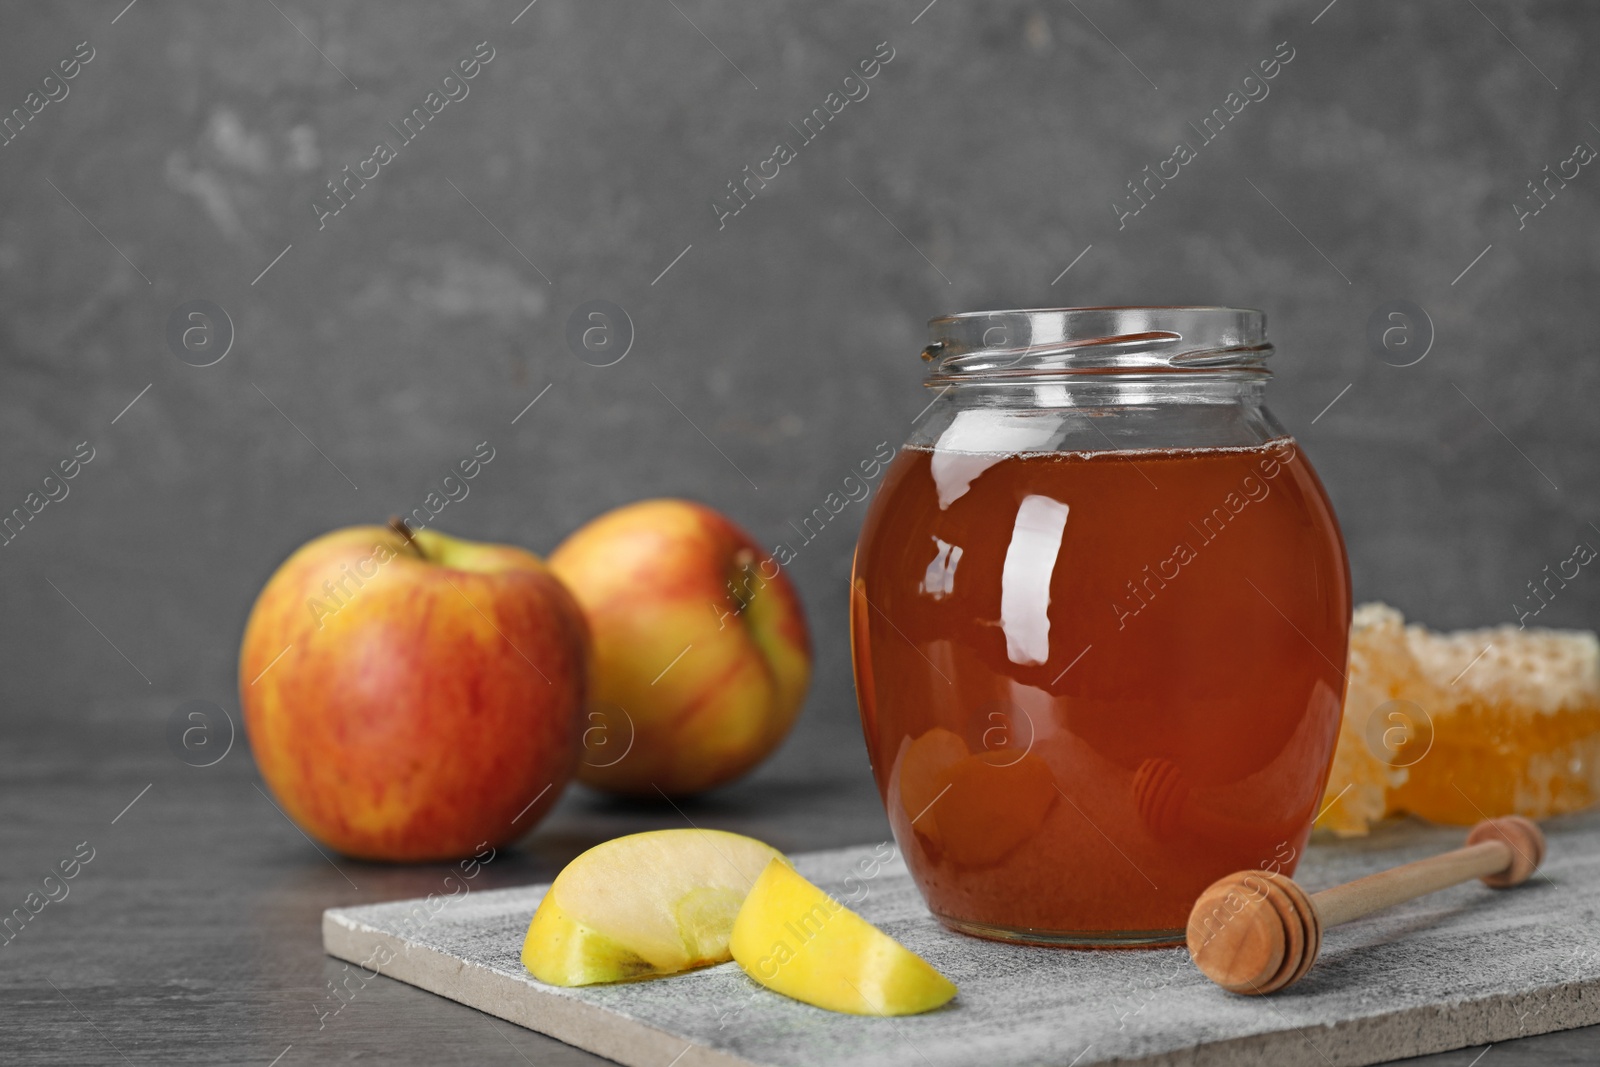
[549,499,811,796]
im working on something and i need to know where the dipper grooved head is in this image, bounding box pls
[1186,870,1320,995]
[1132,757,1189,840]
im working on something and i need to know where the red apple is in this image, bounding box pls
[239,522,587,861]
[549,499,811,796]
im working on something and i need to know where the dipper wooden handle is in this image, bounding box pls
[1187,816,1545,995]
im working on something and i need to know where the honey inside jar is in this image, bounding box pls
[850,307,1351,946]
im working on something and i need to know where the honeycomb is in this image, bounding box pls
[1315,603,1600,836]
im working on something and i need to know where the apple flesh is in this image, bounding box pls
[931,750,1056,868]
[896,727,968,850]
[895,729,1055,867]
[730,858,957,1015]
[521,828,783,985]
[239,524,587,861]
[549,499,811,797]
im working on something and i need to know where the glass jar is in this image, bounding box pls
[850,307,1350,947]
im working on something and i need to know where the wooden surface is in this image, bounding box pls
[327,813,1600,1067]
[9,710,1600,1066]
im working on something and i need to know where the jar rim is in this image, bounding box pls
[923,306,1271,384]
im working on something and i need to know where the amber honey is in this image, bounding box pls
[851,438,1351,944]
[1318,602,1600,835]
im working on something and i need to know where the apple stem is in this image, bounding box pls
[388,515,424,559]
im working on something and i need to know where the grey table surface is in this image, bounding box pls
[5,703,1600,1067]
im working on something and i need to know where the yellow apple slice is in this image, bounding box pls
[729,858,957,1015]
[933,750,1057,868]
[522,829,783,986]
[896,727,968,849]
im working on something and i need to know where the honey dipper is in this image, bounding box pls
[1187,815,1546,995]
[1133,757,1306,847]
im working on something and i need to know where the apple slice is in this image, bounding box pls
[897,727,968,849]
[522,829,782,986]
[729,859,957,1016]
[932,750,1057,868]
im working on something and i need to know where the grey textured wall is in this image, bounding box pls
[2,0,1596,773]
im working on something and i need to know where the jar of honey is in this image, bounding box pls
[851,307,1351,947]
